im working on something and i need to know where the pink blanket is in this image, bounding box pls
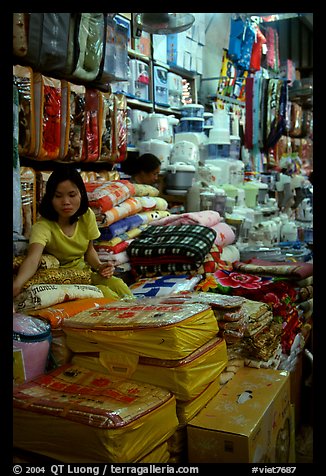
[150,210,221,228]
[212,222,236,247]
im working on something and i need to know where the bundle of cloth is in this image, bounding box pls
[171,292,282,376]
[127,223,220,278]
[150,210,236,250]
[87,181,171,275]
[195,257,313,356]
[86,180,170,228]
[126,210,237,280]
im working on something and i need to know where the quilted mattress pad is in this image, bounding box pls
[13,364,178,463]
[63,296,219,360]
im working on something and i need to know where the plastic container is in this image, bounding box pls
[13,313,52,384]
[138,139,172,171]
[181,103,204,118]
[178,117,204,133]
[204,126,213,137]
[167,72,183,109]
[128,59,150,101]
[170,140,199,166]
[203,112,214,126]
[165,163,196,190]
[153,65,169,106]
[208,143,231,158]
[186,180,202,212]
[281,221,298,242]
[229,135,241,160]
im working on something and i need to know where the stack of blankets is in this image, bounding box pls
[63,296,228,462]
[165,292,282,384]
[86,180,171,274]
[195,257,313,358]
[126,210,237,279]
[13,294,232,463]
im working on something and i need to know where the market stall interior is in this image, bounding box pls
[12,12,313,465]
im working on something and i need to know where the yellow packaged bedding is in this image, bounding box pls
[63,297,219,360]
[72,336,227,401]
[176,376,221,425]
[13,364,178,463]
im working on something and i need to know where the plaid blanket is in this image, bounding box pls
[128,224,216,266]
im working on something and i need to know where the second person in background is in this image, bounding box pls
[121,153,161,187]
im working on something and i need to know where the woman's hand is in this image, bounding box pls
[13,281,23,298]
[97,261,115,278]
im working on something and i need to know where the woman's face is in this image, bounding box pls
[138,166,161,185]
[52,180,81,219]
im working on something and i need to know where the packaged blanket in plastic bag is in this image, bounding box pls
[63,296,219,359]
[13,364,178,462]
[72,335,227,401]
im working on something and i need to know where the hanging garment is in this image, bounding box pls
[237,19,256,71]
[13,65,37,157]
[266,80,287,151]
[250,23,267,72]
[227,17,245,63]
[244,77,254,150]
[266,26,280,72]
[33,73,62,160]
[91,15,129,90]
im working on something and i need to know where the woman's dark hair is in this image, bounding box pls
[121,153,161,176]
[38,167,89,224]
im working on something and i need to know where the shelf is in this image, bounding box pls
[127,97,154,111]
[154,105,181,115]
[153,59,199,80]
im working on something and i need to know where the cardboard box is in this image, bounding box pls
[187,367,292,463]
[167,32,187,67]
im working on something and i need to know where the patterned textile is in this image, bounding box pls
[28,297,115,329]
[14,284,104,312]
[13,253,60,272]
[86,180,135,213]
[99,214,144,241]
[150,210,221,228]
[97,198,143,227]
[132,183,159,197]
[22,267,92,289]
[128,224,216,264]
[211,222,235,247]
[130,274,202,298]
[94,240,131,255]
[135,196,168,211]
[234,258,313,280]
[197,244,223,274]
[137,210,171,224]
[196,268,303,355]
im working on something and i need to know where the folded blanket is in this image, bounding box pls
[95,240,132,255]
[234,258,313,280]
[211,222,236,247]
[97,198,143,227]
[128,224,216,266]
[137,210,170,223]
[132,183,159,197]
[87,180,135,213]
[99,214,144,241]
[150,210,221,228]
